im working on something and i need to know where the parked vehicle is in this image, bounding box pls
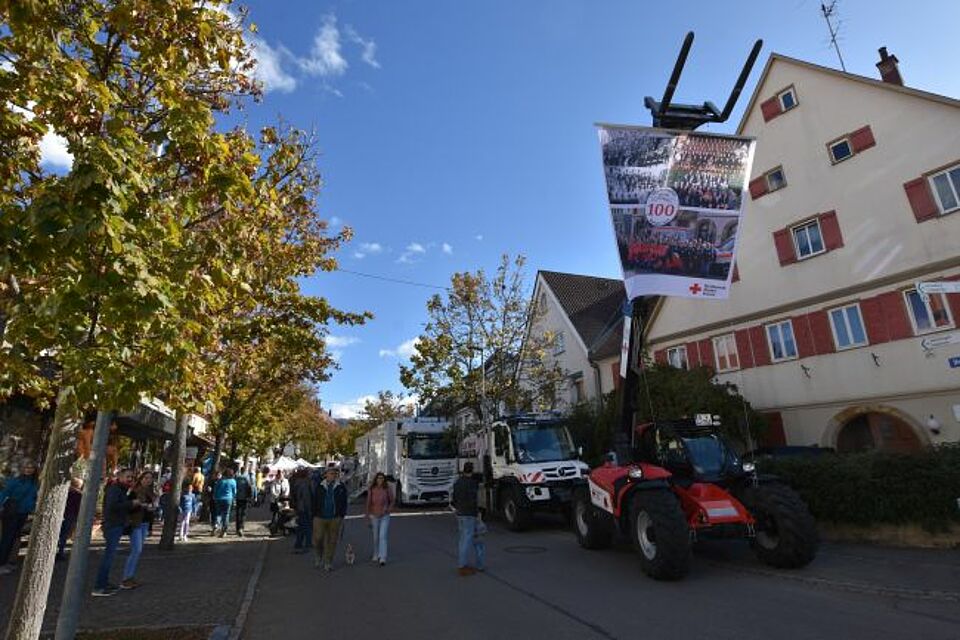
[459,413,589,530]
[574,416,818,580]
[355,418,456,506]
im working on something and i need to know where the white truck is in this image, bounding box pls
[354,418,457,506]
[459,413,589,530]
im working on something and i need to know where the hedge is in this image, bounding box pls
[759,444,960,532]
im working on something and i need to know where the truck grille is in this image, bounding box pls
[414,464,455,487]
[540,466,581,481]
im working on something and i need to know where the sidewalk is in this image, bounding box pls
[0,504,274,638]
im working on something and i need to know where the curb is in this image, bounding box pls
[227,540,270,640]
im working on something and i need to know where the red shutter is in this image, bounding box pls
[749,326,771,366]
[760,97,783,122]
[734,329,754,369]
[654,349,667,365]
[773,229,797,266]
[611,361,621,390]
[860,296,889,344]
[760,412,787,447]
[849,125,876,153]
[686,342,701,368]
[807,311,836,355]
[698,339,716,372]
[731,263,740,283]
[749,176,769,199]
[792,315,816,359]
[904,177,939,222]
[877,291,913,340]
[819,210,844,250]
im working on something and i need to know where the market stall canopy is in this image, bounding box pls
[268,456,300,472]
[295,458,320,468]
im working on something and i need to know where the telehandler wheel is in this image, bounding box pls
[740,482,819,569]
[502,488,532,532]
[629,490,690,580]
[572,489,613,550]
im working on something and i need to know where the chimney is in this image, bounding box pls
[876,47,903,86]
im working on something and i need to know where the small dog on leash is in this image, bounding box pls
[344,543,356,566]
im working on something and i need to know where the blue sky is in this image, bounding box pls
[225,0,959,418]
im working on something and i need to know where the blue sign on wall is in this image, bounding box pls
[949,356,960,369]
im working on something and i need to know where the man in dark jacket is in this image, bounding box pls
[311,466,347,571]
[451,462,482,576]
[234,468,252,537]
[292,470,314,553]
[93,469,136,596]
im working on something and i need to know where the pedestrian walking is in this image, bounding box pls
[56,477,84,560]
[292,470,313,553]
[267,470,289,534]
[234,467,252,536]
[121,470,157,590]
[0,459,39,573]
[214,468,237,537]
[365,472,393,566]
[93,469,137,596]
[205,470,221,534]
[311,466,347,572]
[452,462,482,576]
[255,467,266,506]
[191,466,204,518]
[178,480,196,542]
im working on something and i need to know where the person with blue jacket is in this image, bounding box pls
[93,469,137,596]
[178,481,197,542]
[0,460,39,573]
[213,468,237,538]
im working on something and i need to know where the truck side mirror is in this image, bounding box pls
[577,446,583,458]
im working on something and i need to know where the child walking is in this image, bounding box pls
[178,481,196,542]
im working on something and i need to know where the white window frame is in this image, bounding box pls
[928,163,960,215]
[765,166,786,192]
[766,320,798,362]
[791,219,826,260]
[553,331,566,356]
[778,87,798,112]
[828,303,868,350]
[828,138,853,164]
[712,334,740,372]
[666,346,688,370]
[903,289,955,335]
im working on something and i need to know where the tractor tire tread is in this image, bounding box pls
[742,483,818,569]
[629,490,690,581]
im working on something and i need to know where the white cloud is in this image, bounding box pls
[250,36,297,93]
[39,130,73,170]
[406,242,425,254]
[353,241,384,259]
[325,335,360,349]
[328,394,377,419]
[344,26,380,69]
[475,234,484,241]
[299,15,348,77]
[397,242,427,264]
[379,336,420,359]
[442,242,453,255]
[0,60,13,72]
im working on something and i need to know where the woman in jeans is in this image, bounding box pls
[121,470,156,590]
[213,468,237,537]
[365,472,394,566]
[0,460,39,573]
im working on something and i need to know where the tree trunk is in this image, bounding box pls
[208,429,225,481]
[4,386,81,640]
[55,409,112,640]
[159,413,189,551]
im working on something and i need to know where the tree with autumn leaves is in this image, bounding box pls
[0,2,367,638]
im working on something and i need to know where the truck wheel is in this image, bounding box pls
[740,483,818,569]
[629,490,690,580]
[572,489,612,550]
[502,489,531,532]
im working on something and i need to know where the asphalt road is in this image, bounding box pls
[243,506,960,640]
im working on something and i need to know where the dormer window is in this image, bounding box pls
[829,138,853,164]
[778,87,797,111]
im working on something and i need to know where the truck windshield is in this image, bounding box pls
[406,434,455,460]
[681,434,740,476]
[511,423,576,463]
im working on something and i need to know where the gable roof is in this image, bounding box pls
[737,53,960,135]
[539,271,625,353]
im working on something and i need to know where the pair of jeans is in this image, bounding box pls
[123,523,148,581]
[215,500,232,531]
[0,512,28,565]
[294,511,312,549]
[234,499,248,533]
[58,516,77,555]
[457,515,484,570]
[95,524,124,589]
[369,514,390,561]
[312,517,342,566]
[178,512,191,540]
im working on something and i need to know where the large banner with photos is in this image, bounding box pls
[598,124,755,301]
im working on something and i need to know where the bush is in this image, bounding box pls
[759,444,960,532]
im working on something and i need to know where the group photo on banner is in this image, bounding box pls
[598,125,755,300]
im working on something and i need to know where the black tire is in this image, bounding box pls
[629,490,691,580]
[740,483,819,569]
[502,488,532,532]
[572,488,613,550]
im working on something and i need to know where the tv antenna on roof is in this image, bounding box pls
[821,1,847,71]
[643,32,763,131]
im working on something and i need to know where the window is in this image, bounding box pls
[666,346,688,370]
[904,289,954,334]
[553,331,565,355]
[929,164,960,214]
[778,87,797,111]
[792,219,825,259]
[765,166,787,192]
[766,320,798,362]
[571,375,585,404]
[829,304,868,350]
[829,138,853,163]
[712,334,740,372]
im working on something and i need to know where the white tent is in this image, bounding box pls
[269,456,300,472]
[295,458,320,469]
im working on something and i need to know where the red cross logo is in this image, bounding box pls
[689,283,703,295]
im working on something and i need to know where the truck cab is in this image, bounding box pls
[397,422,458,505]
[460,413,589,530]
